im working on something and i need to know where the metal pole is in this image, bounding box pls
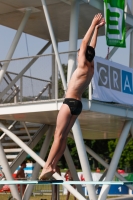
[85,140,133,190]
[67,0,79,83]
[55,50,58,99]
[20,77,23,102]
[52,45,58,99]
[64,146,84,196]
[69,133,133,190]
[88,82,92,100]
[22,122,32,141]
[0,41,51,100]
[72,120,97,200]
[129,31,133,68]
[52,46,55,99]
[75,135,133,192]
[0,141,21,200]
[107,28,133,60]
[98,120,132,200]
[23,126,55,200]
[0,123,86,200]
[41,0,67,92]
[14,87,19,103]
[0,9,31,84]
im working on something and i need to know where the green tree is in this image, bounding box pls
[108,139,133,171]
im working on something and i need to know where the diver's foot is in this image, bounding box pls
[39,166,54,180]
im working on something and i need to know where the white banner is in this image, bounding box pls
[92,57,133,106]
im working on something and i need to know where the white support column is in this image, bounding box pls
[67,0,79,83]
[0,141,21,200]
[72,120,97,200]
[23,126,54,200]
[98,120,132,200]
[69,132,133,190]
[52,45,58,99]
[129,31,133,68]
[129,1,133,68]
[20,77,23,102]
[88,82,92,100]
[55,51,58,99]
[0,9,31,84]
[52,46,55,99]
[22,122,32,141]
[41,0,67,92]
[85,141,133,190]
[0,41,51,100]
[0,123,86,200]
[64,146,84,196]
[14,87,19,103]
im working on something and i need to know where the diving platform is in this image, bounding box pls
[0,98,131,140]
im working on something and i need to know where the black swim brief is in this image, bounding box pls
[85,45,95,62]
[63,98,82,115]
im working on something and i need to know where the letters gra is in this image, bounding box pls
[97,62,133,94]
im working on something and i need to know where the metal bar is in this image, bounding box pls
[0,121,17,141]
[129,32,133,68]
[54,181,133,185]
[0,180,133,185]
[0,50,77,63]
[0,64,15,92]
[52,44,56,99]
[55,49,58,99]
[22,122,32,141]
[0,41,51,100]
[0,141,21,200]
[0,123,86,200]
[95,169,108,190]
[88,82,92,100]
[13,88,20,103]
[72,120,97,200]
[0,180,63,185]
[64,146,84,196]
[69,133,133,191]
[5,70,18,89]
[0,9,31,84]
[107,28,133,60]
[23,126,54,200]
[41,0,67,92]
[67,0,79,83]
[7,71,51,83]
[2,86,19,103]
[98,120,132,200]
[34,83,51,101]
[20,77,23,102]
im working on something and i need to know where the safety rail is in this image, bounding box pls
[0,50,92,105]
[34,83,51,101]
[1,86,20,103]
[0,71,52,104]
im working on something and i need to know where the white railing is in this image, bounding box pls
[0,51,92,104]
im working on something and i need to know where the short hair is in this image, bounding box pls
[85,46,95,62]
[77,46,95,62]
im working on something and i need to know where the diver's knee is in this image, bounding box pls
[54,131,67,141]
